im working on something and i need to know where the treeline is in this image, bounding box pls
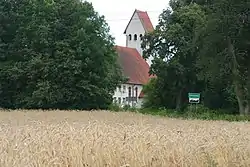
[1,0,249,116]
[0,0,123,110]
[142,0,250,115]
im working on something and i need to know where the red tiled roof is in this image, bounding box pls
[136,10,154,32]
[124,9,154,34]
[115,46,153,85]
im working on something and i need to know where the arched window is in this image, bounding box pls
[135,87,138,97]
[128,34,132,40]
[128,87,131,97]
[134,34,137,40]
[140,34,143,40]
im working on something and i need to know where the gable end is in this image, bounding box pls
[123,9,154,34]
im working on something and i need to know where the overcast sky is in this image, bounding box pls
[86,0,170,46]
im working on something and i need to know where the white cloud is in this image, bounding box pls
[86,0,170,46]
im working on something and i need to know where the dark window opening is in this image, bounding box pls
[128,87,131,97]
[134,34,137,40]
[129,34,132,40]
[135,87,138,97]
[140,34,143,40]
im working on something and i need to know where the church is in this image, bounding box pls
[113,9,155,108]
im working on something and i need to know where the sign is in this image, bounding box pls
[188,93,200,104]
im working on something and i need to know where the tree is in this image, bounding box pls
[0,0,123,109]
[198,0,250,114]
[141,0,250,115]
[141,3,206,110]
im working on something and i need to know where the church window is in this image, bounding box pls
[128,87,131,97]
[140,34,143,40]
[123,98,126,104]
[123,85,126,92]
[134,34,137,40]
[129,34,132,40]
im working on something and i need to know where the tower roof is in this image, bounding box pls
[124,9,154,34]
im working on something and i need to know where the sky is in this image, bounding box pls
[86,0,170,46]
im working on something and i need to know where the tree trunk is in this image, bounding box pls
[244,103,249,115]
[234,80,250,115]
[234,83,245,115]
[176,89,182,111]
[228,37,249,115]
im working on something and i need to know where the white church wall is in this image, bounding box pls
[125,12,145,57]
[125,12,153,66]
[113,83,144,108]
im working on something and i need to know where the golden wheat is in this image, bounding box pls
[0,110,249,167]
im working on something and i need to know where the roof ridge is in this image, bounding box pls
[135,9,145,12]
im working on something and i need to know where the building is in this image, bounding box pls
[113,9,155,108]
[124,9,154,66]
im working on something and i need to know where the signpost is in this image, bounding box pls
[188,93,200,112]
[188,93,200,104]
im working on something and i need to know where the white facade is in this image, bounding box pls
[113,83,143,108]
[125,12,145,56]
[124,11,153,66]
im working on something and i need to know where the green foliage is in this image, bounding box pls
[142,3,206,111]
[197,0,250,115]
[139,107,250,122]
[0,0,123,110]
[142,78,163,108]
[141,0,250,115]
[108,103,121,112]
[122,104,131,111]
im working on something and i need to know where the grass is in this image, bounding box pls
[138,108,250,122]
[109,104,250,122]
[0,109,250,166]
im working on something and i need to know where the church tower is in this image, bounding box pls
[123,9,154,66]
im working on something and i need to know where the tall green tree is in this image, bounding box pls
[0,0,123,109]
[198,0,250,114]
[142,3,206,110]
[167,0,240,113]
[141,0,250,115]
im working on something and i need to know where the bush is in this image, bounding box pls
[138,106,250,122]
[108,103,121,112]
[122,105,131,111]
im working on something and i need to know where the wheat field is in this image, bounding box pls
[0,110,249,167]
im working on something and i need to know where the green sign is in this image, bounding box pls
[188,93,200,104]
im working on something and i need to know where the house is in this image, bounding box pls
[113,9,155,108]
